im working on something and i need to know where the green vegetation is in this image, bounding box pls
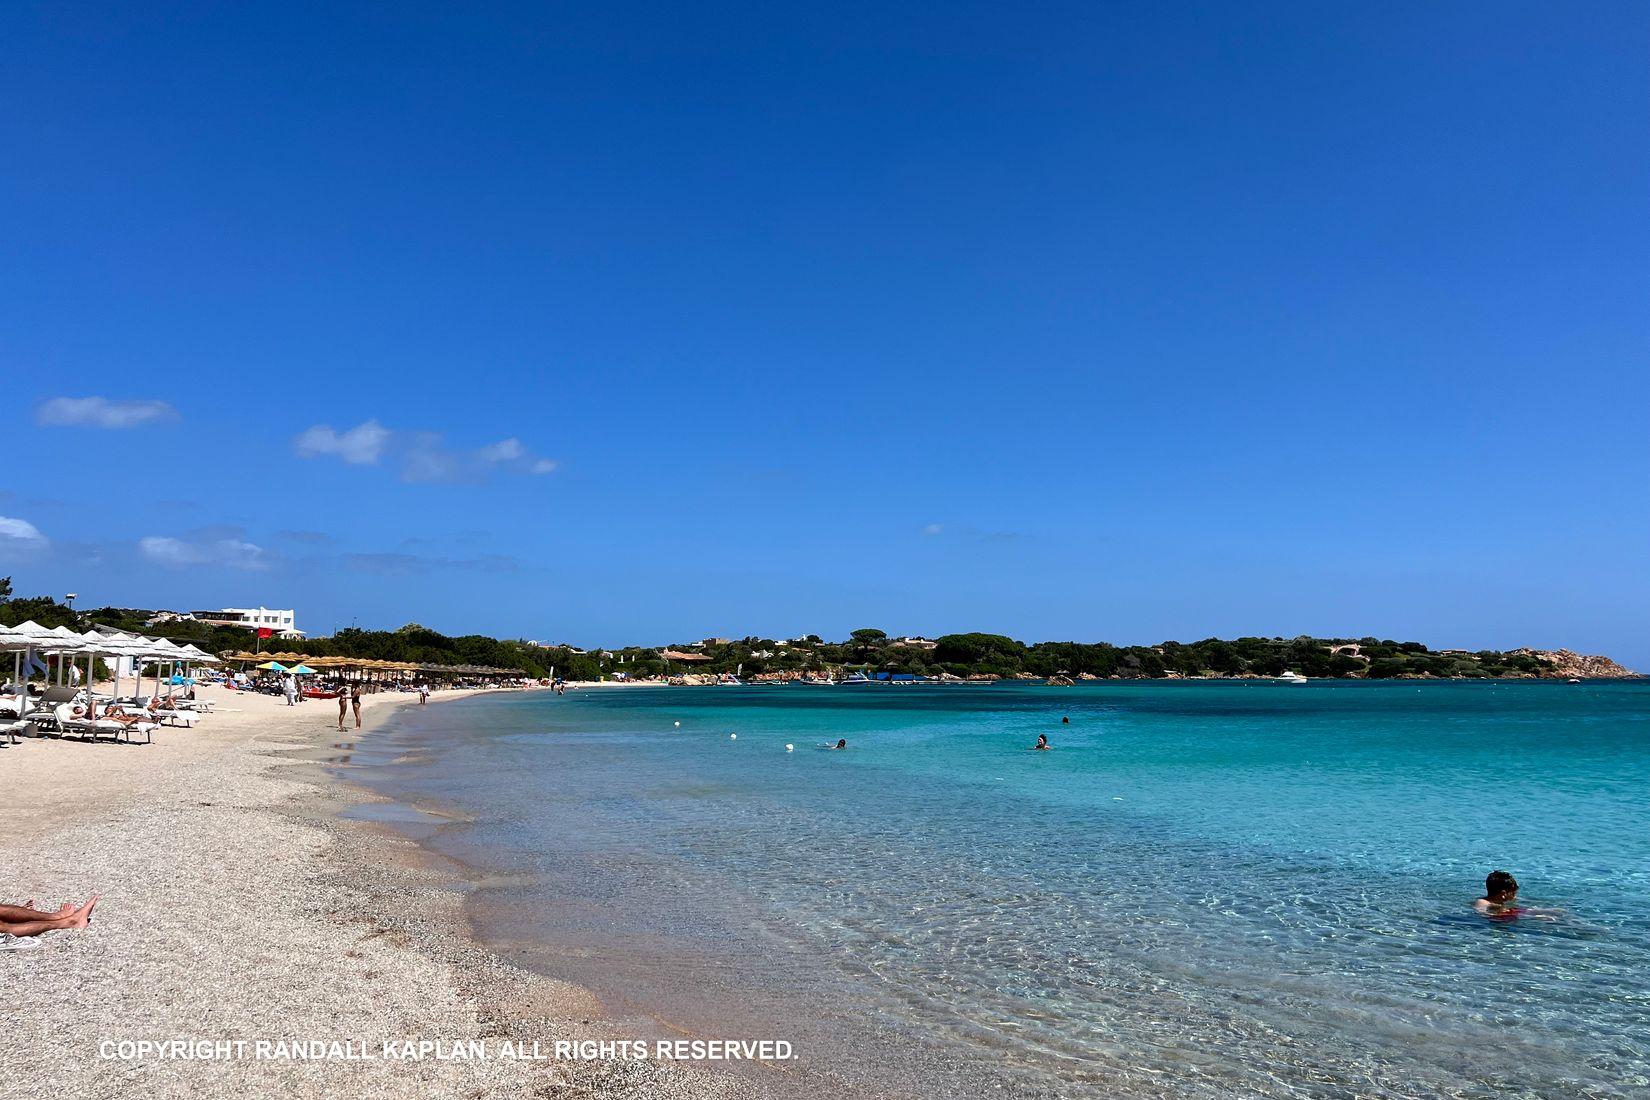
[0,579,1592,681]
[639,632,1562,680]
[0,579,555,677]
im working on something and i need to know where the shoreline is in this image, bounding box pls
[0,684,780,1099]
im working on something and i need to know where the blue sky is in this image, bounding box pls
[3,2,1647,665]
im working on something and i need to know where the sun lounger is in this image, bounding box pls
[53,703,159,744]
[18,687,77,734]
[113,702,197,728]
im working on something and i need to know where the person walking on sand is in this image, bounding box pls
[337,683,351,732]
[282,673,297,707]
[1,895,99,938]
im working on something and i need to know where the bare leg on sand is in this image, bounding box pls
[0,895,99,937]
[1,901,77,921]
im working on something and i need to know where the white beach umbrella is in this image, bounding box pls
[0,628,34,718]
[42,625,92,684]
[179,644,220,685]
[69,629,110,695]
[94,634,155,703]
[108,633,166,697]
[145,637,191,695]
[78,630,148,708]
[5,622,54,713]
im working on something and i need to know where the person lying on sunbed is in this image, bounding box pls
[0,895,99,938]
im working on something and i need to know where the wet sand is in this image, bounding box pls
[0,684,789,1100]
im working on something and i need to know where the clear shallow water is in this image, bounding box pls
[361,681,1650,1098]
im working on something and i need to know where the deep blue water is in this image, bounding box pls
[358,681,1650,1098]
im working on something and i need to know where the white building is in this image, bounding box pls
[190,607,304,639]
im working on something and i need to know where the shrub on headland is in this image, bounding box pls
[0,579,1631,681]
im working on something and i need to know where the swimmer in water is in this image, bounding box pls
[1061,716,1070,724]
[834,738,847,750]
[1475,870,1561,921]
[1034,734,1050,751]
[1475,870,1521,918]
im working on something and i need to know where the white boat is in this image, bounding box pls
[1278,671,1308,684]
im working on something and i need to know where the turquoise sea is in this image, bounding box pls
[353,681,1650,1098]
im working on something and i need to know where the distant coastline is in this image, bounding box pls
[2,583,1637,686]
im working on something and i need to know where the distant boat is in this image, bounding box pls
[1278,671,1308,684]
[838,671,875,685]
[1567,677,1582,683]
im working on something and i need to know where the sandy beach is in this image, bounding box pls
[0,685,785,1100]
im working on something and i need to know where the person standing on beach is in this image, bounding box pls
[351,682,364,729]
[337,683,351,732]
[282,674,297,707]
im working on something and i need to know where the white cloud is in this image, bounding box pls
[923,523,944,536]
[294,420,390,465]
[295,421,556,483]
[36,396,179,429]
[476,438,526,463]
[139,535,270,570]
[0,516,48,545]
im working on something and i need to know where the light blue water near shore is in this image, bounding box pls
[360,681,1650,1098]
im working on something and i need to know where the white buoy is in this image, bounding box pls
[785,743,794,752]
[730,733,737,740]
[673,721,680,727]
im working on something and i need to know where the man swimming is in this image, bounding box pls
[1475,870,1561,921]
[1475,870,1521,917]
[1034,734,1050,750]
[833,738,847,750]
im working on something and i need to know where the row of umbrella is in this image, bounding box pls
[221,652,526,677]
[1,621,222,716]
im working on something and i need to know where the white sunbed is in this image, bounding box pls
[53,704,160,745]
[121,702,198,728]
